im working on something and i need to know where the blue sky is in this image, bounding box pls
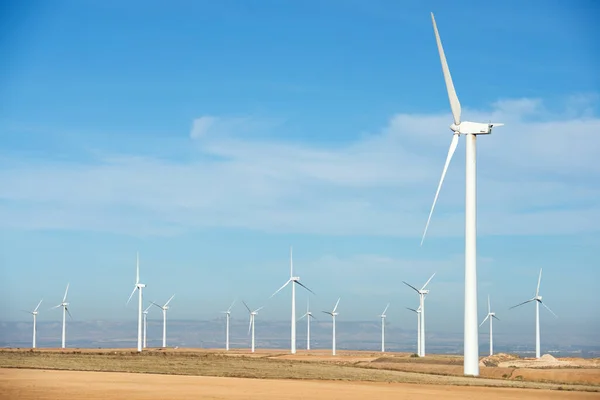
[1,0,599,344]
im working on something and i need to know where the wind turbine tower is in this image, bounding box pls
[479,295,500,356]
[243,301,264,353]
[322,298,340,356]
[379,303,390,353]
[510,268,557,358]
[403,273,435,357]
[142,304,152,348]
[406,306,422,356]
[222,299,236,351]
[27,299,43,348]
[52,283,71,349]
[420,13,504,376]
[270,247,314,354]
[299,299,316,350]
[152,295,175,348]
[127,252,146,352]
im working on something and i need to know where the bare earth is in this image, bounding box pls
[1,348,599,399]
[2,369,599,400]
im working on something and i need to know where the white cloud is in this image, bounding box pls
[0,97,598,237]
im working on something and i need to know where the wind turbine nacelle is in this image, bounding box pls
[137,283,146,288]
[458,121,499,135]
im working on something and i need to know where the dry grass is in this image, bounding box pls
[0,348,598,392]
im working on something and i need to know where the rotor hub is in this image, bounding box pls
[450,123,460,133]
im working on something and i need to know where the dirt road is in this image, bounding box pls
[1,369,597,400]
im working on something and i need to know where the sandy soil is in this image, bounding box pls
[1,369,598,400]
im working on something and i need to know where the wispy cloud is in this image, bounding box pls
[0,96,598,237]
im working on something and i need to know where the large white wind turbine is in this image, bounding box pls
[51,283,71,349]
[26,299,43,348]
[322,298,340,356]
[479,295,500,356]
[510,268,557,359]
[270,247,315,354]
[127,252,146,352]
[379,303,390,353]
[222,299,236,351]
[403,273,435,357]
[299,299,316,350]
[142,304,152,348]
[420,13,504,376]
[406,306,422,356]
[152,294,175,348]
[243,301,264,353]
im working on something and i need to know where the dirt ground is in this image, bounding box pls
[1,369,598,400]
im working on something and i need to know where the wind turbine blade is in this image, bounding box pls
[382,303,390,315]
[403,281,420,294]
[431,12,461,126]
[332,297,340,313]
[421,132,459,246]
[322,311,333,316]
[144,304,153,312]
[295,281,315,295]
[51,304,62,310]
[62,283,70,302]
[479,315,489,327]
[290,246,293,278]
[536,268,543,297]
[299,313,308,320]
[406,307,417,313]
[34,299,43,312]
[136,252,140,284]
[126,286,137,305]
[242,301,252,313]
[227,299,236,312]
[541,301,558,318]
[421,272,436,290]
[151,301,163,309]
[164,294,175,307]
[309,313,318,320]
[254,306,264,313]
[66,307,73,319]
[509,299,534,309]
[270,279,291,299]
[492,315,500,321]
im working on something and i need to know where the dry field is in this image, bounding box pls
[1,348,599,399]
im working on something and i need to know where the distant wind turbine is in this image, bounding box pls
[379,303,390,353]
[479,295,500,356]
[420,12,504,377]
[510,268,557,359]
[51,283,71,349]
[222,299,236,351]
[299,298,316,350]
[152,294,175,348]
[243,301,264,353]
[270,247,315,354]
[403,273,435,357]
[25,299,43,348]
[127,252,146,352]
[406,306,422,356]
[322,298,340,356]
[142,304,152,348]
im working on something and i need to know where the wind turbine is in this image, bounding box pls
[151,294,175,348]
[270,247,315,354]
[243,301,263,353]
[479,295,500,356]
[403,273,435,357]
[26,299,43,348]
[322,298,340,356]
[127,252,146,352]
[299,298,317,350]
[406,306,422,356]
[222,299,236,351]
[510,268,557,359]
[142,304,152,348]
[51,283,71,349]
[379,303,390,353]
[420,13,504,376]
